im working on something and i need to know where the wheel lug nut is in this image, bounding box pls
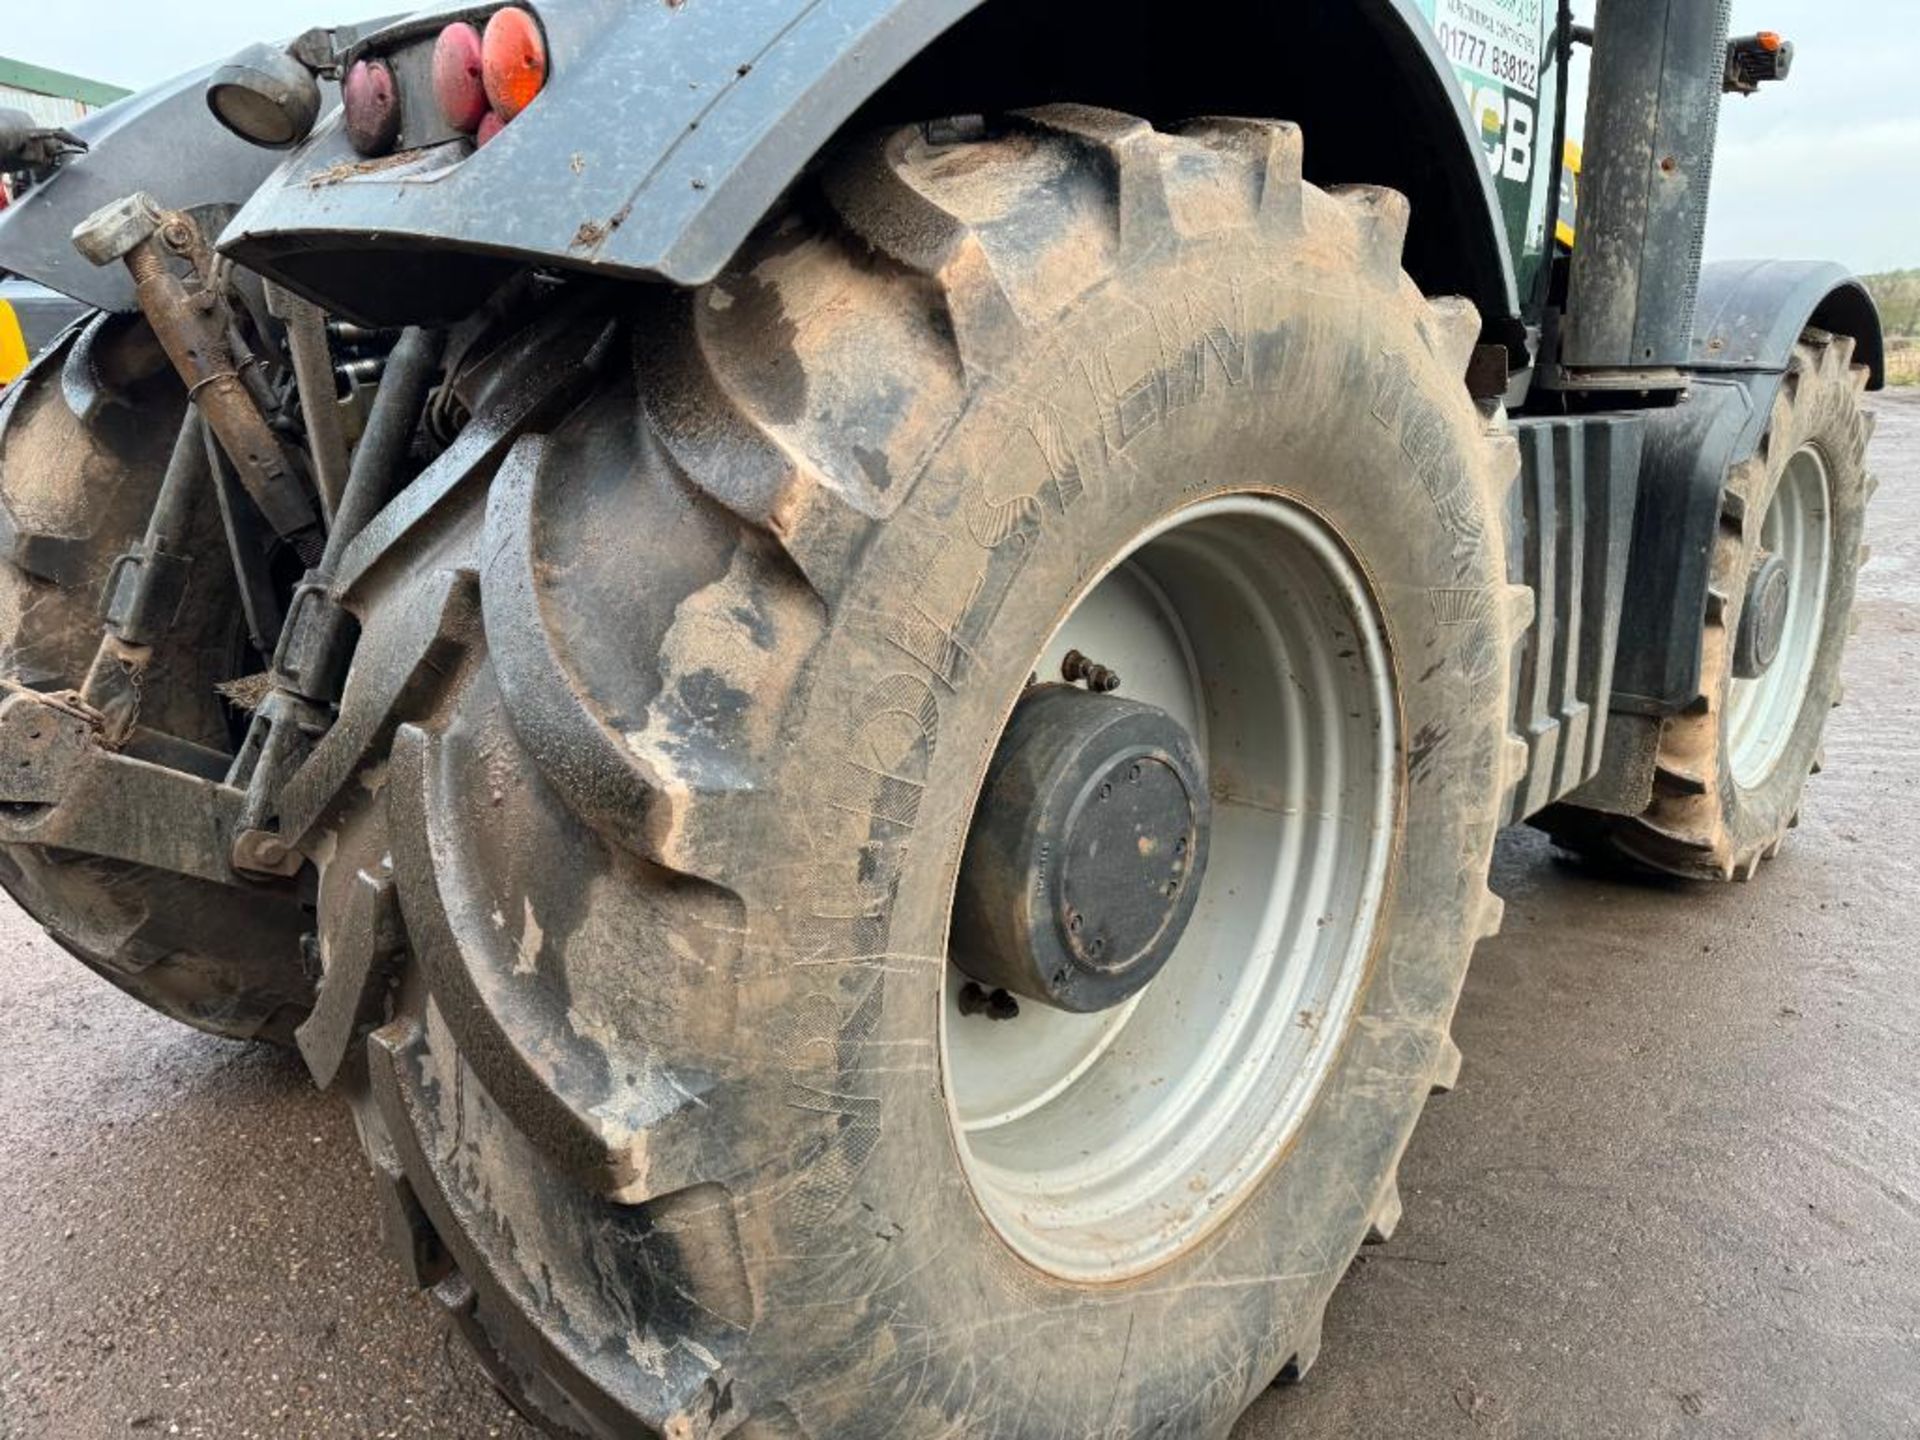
[1061,649,1122,693]
[957,981,1020,1021]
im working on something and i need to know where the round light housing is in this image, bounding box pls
[206,42,323,149]
[433,23,489,133]
[476,110,507,148]
[482,8,548,122]
[343,58,402,156]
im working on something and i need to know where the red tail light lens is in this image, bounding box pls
[482,8,547,122]
[343,58,401,156]
[433,22,488,132]
[476,110,507,147]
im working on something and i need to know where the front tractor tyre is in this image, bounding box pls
[329,108,1528,1437]
[1542,332,1873,880]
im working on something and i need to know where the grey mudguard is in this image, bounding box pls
[0,66,296,313]
[1692,258,1886,389]
[223,0,1519,314]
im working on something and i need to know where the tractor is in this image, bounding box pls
[0,2,1880,1436]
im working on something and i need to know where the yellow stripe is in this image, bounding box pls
[0,299,28,386]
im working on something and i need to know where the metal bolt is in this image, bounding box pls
[923,114,989,146]
[231,827,303,877]
[957,982,1020,1021]
[1062,649,1121,693]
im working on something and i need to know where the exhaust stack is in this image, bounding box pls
[1562,0,1734,387]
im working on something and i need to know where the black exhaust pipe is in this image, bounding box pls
[1562,0,1733,386]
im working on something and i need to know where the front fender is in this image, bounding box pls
[1607,260,1885,720]
[224,0,1519,327]
[1691,259,1886,390]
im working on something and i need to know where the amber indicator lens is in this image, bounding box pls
[482,8,548,122]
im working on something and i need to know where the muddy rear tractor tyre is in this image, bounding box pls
[1541,332,1873,880]
[321,109,1529,1436]
[0,317,313,1042]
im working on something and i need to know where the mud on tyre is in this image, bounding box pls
[307,108,1530,1436]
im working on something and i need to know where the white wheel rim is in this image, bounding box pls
[1728,446,1833,789]
[940,496,1400,1281]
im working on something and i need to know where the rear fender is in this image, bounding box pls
[222,0,1520,328]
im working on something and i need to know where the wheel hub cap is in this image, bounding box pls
[952,686,1210,1014]
[1734,553,1791,679]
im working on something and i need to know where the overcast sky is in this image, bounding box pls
[7,1,1914,273]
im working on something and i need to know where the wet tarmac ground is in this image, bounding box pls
[4,393,1919,1440]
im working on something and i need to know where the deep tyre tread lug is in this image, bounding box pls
[1276,1315,1324,1387]
[1366,1177,1404,1245]
[371,1153,449,1291]
[1476,891,1506,942]
[1176,116,1306,228]
[1420,295,1484,379]
[1654,763,1711,798]
[1501,735,1531,793]
[294,860,404,1090]
[1010,104,1174,259]
[818,129,1029,380]
[1329,184,1411,281]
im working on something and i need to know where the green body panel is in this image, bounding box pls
[0,55,130,110]
[1413,0,1560,305]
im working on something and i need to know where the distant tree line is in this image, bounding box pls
[1863,270,1920,338]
